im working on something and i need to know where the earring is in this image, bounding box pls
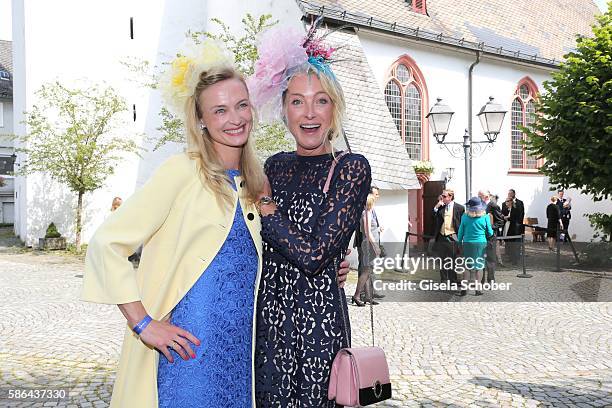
[200,123,206,133]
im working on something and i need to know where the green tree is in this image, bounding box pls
[523,4,612,200]
[123,14,293,157]
[14,81,141,251]
[190,14,273,76]
[587,212,612,241]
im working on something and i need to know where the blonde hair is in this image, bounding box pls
[551,195,558,203]
[184,67,264,208]
[443,189,455,200]
[282,65,346,144]
[467,210,486,218]
[365,194,376,211]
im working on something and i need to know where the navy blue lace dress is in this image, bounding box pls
[255,152,371,407]
[157,169,257,407]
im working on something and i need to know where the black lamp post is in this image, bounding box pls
[426,97,506,200]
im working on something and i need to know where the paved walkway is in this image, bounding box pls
[0,253,611,407]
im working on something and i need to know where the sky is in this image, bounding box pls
[594,0,609,12]
[0,0,609,41]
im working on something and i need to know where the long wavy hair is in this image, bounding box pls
[184,67,264,208]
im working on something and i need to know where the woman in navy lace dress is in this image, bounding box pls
[250,43,371,405]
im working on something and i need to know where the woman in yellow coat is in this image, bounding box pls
[81,40,266,407]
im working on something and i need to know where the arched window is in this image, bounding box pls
[384,57,429,160]
[511,78,539,169]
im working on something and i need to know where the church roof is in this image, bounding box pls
[297,0,600,67]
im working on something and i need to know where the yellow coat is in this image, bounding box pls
[81,153,262,407]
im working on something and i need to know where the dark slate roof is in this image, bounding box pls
[297,0,600,66]
[0,40,13,99]
[325,29,420,190]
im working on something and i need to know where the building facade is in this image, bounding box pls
[0,39,15,225]
[10,0,611,246]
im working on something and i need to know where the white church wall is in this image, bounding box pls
[12,0,303,246]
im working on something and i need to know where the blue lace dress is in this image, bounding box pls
[157,169,257,408]
[255,152,371,407]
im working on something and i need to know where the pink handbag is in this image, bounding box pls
[323,151,392,406]
[328,347,392,406]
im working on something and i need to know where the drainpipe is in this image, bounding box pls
[467,51,480,199]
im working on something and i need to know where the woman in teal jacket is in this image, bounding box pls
[458,197,494,295]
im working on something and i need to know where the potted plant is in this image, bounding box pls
[412,160,434,185]
[39,222,67,250]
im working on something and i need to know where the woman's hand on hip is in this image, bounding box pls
[139,320,200,363]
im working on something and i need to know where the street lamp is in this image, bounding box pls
[427,97,507,200]
[444,167,455,184]
[426,98,454,144]
[477,96,507,143]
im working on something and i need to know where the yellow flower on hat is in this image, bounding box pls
[170,56,192,95]
[160,39,236,117]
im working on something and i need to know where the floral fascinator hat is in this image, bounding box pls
[159,39,236,118]
[248,16,344,122]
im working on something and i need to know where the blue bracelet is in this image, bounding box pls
[133,315,153,335]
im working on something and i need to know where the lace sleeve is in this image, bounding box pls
[261,155,371,276]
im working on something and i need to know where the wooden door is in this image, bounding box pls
[423,180,446,239]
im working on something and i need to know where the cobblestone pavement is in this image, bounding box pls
[1,253,611,407]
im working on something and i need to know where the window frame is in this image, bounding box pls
[384,56,429,161]
[508,77,542,174]
[0,154,15,176]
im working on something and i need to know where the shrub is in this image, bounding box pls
[44,223,62,239]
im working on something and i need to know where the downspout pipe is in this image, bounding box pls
[467,51,480,199]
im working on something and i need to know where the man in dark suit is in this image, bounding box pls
[479,190,504,283]
[556,190,572,242]
[501,189,525,265]
[433,189,465,284]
